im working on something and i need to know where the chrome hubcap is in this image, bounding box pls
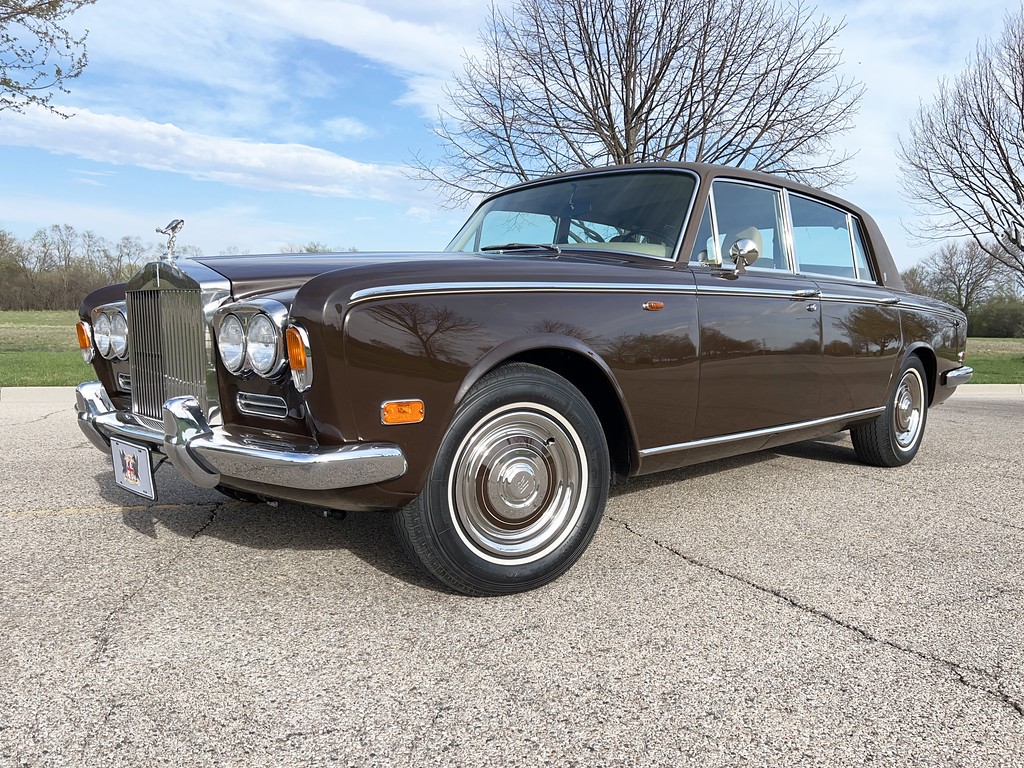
[449,403,588,565]
[893,368,924,450]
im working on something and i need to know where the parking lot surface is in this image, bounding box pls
[1,388,1022,767]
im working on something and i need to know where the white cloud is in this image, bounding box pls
[323,116,373,141]
[0,106,410,200]
[242,0,484,113]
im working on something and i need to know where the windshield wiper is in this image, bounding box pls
[480,243,562,255]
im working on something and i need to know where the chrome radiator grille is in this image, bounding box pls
[127,288,208,420]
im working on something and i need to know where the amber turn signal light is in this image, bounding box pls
[76,321,94,362]
[286,327,307,370]
[285,325,313,392]
[381,400,425,425]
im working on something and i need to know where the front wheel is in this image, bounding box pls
[392,363,610,595]
[851,355,929,467]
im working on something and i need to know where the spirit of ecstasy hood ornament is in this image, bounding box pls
[156,219,185,262]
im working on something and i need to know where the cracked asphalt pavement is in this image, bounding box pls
[1,388,1022,766]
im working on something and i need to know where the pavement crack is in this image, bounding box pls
[971,514,1024,534]
[607,514,1024,719]
[191,501,225,539]
[23,408,64,425]
[89,501,226,664]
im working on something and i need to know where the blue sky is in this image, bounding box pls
[0,0,1016,267]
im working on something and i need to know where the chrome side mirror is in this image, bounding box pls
[729,238,760,275]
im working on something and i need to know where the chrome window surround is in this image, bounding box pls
[786,190,878,284]
[705,179,795,273]
[212,298,291,380]
[125,259,231,427]
[695,178,883,286]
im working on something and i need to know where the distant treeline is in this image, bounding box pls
[0,226,357,311]
[0,225,169,311]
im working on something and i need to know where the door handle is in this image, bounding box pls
[879,296,902,305]
[791,288,821,299]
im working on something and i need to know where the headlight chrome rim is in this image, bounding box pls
[94,313,112,357]
[246,313,281,376]
[218,314,246,373]
[109,311,129,359]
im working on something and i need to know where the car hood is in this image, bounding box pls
[192,252,465,299]
[193,249,664,300]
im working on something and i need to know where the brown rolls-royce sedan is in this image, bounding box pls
[75,162,972,595]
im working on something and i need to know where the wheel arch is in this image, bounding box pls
[455,337,639,482]
[905,342,937,406]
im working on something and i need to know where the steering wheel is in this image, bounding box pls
[613,228,665,244]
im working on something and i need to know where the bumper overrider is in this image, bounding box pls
[76,381,407,493]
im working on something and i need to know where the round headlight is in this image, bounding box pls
[246,313,280,375]
[218,314,245,372]
[94,313,112,357]
[110,311,128,359]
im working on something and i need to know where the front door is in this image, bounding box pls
[687,180,823,439]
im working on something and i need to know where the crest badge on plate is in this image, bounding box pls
[120,450,140,485]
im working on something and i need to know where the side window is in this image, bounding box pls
[711,181,788,271]
[851,220,876,282]
[789,195,856,280]
[688,202,717,264]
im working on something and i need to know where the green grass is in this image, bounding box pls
[0,310,88,386]
[965,337,1024,385]
[0,311,1022,386]
[0,351,88,386]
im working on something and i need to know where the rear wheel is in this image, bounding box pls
[392,363,609,595]
[852,356,928,467]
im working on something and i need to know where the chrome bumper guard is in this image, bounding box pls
[942,365,974,387]
[76,382,407,491]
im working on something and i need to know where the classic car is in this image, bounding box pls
[75,162,973,595]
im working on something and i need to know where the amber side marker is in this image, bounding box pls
[381,400,425,425]
[286,327,307,370]
[643,300,665,311]
[76,321,94,362]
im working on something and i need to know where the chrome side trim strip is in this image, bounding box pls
[349,282,699,304]
[638,407,886,458]
[891,301,966,323]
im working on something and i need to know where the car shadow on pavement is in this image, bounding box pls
[90,470,449,593]
[92,432,859,594]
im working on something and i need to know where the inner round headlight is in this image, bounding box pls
[94,313,112,357]
[110,312,128,359]
[218,314,245,372]
[246,313,280,375]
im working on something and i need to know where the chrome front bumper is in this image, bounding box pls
[76,381,407,491]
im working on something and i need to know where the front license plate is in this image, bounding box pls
[110,438,156,500]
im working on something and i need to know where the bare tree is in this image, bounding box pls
[899,264,932,297]
[280,242,358,253]
[899,7,1024,282]
[414,0,863,206]
[1,1,97,116]
[914,241,1001,316]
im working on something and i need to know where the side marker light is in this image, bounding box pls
[381,400,425,425]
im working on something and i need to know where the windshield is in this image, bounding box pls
[447,170,698,261]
